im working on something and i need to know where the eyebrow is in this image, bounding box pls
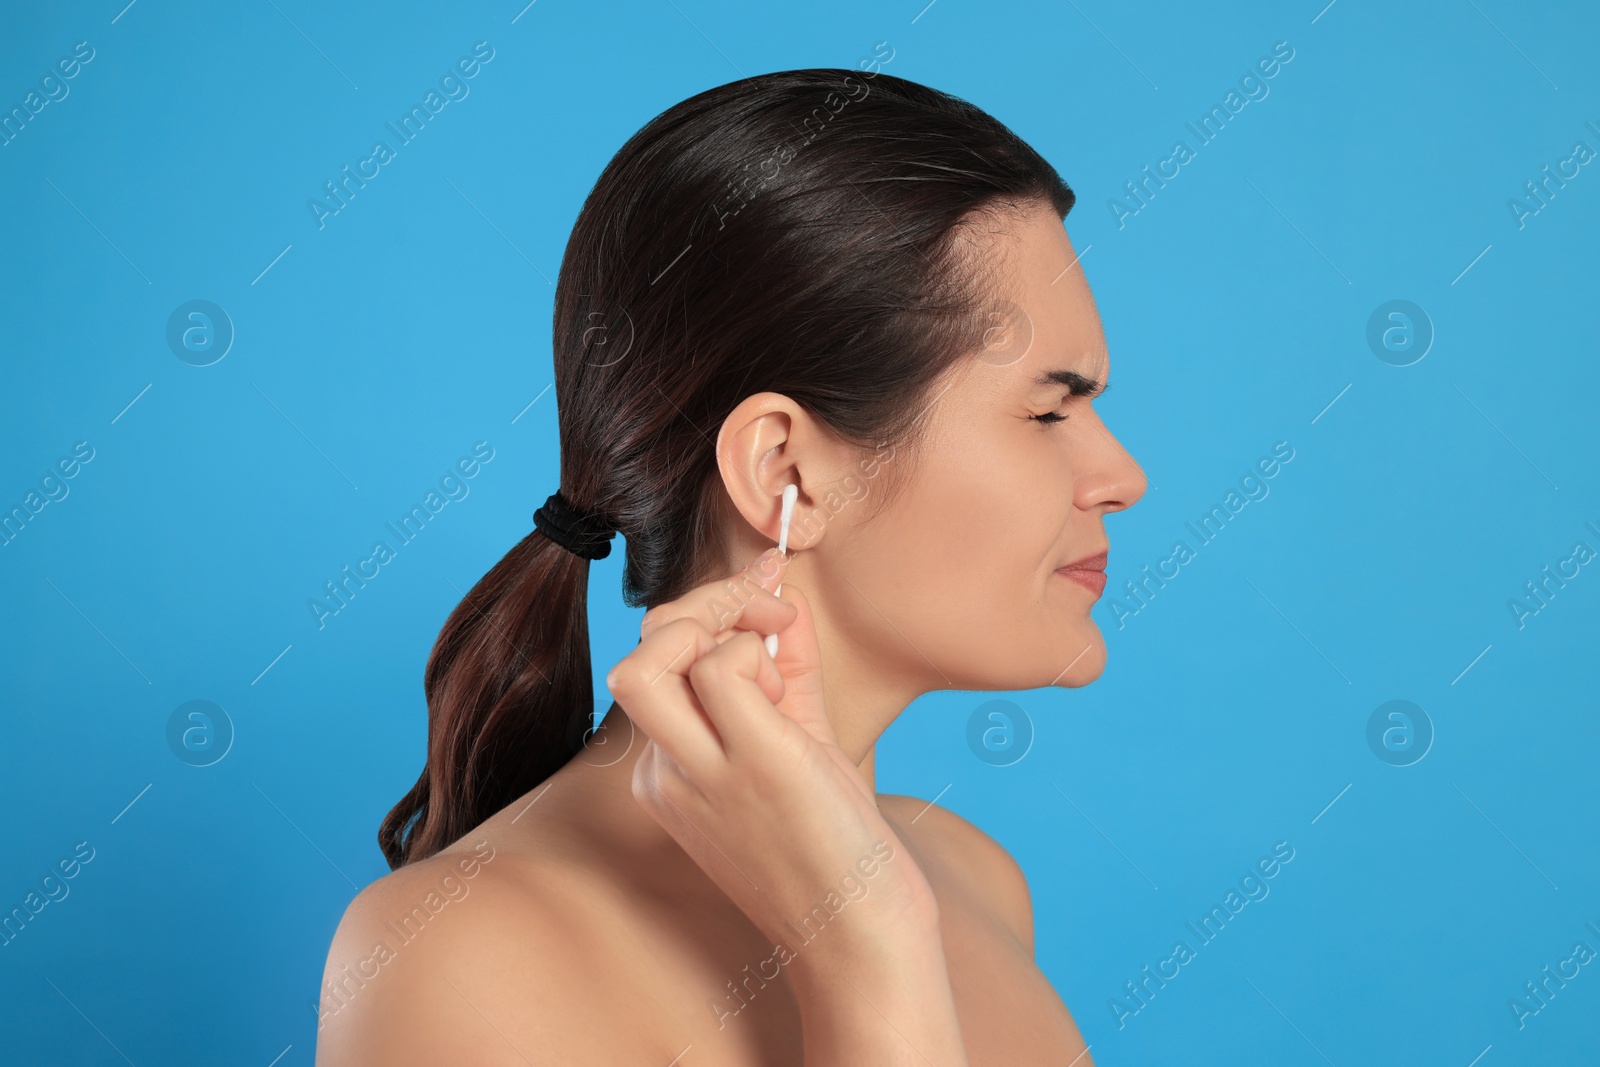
[1032,368,1107,397]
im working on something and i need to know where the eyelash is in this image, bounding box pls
[1030,410,1069,425]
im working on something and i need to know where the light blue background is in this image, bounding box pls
[3,1,1596,1063]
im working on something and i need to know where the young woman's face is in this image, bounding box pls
[813,202,1146,692]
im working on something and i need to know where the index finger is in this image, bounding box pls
[639,548,793,641]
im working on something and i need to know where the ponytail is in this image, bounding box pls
[378,530,599,869]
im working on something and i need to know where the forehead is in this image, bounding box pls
[975,203,1108,383]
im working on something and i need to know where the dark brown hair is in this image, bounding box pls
[379,65,1075,869]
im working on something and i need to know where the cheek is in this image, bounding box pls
[925,425,1057,558]
[871,432,1082,680]
[891,441,1024,597]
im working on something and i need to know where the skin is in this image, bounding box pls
[315,199,1146,1065]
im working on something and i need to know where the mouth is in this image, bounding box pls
[1056,550,1108,598]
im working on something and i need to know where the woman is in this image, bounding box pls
[317,66,1144,1065]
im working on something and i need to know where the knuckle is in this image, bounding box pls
[653,615,706,642]
[661,618,712,665]
[627,618,710,686]
[687,649,725,689]
[689,629,764,689]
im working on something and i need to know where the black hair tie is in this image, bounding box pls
[533,491,616,561]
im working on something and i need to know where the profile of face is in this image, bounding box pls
[717,200,1147,699]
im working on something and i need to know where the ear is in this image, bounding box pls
[715,392,846,551]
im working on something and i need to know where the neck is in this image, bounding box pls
[541,701,878,880]
[798,566,932,779]
[551,564,931,864]
[589,700,881,795]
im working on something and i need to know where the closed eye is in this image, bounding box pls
[1027,372,1108,427]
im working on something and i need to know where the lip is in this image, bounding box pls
[1056,550,1108,598]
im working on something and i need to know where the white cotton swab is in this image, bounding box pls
[764,483,799,659]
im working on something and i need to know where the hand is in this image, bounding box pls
[605,548,939,968]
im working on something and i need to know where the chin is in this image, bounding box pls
[1048,621,1106,688]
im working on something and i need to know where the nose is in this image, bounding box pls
[1074,408,1146,515]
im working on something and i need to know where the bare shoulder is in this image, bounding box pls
[876,793,1034,954]
[313,835,623,1066]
